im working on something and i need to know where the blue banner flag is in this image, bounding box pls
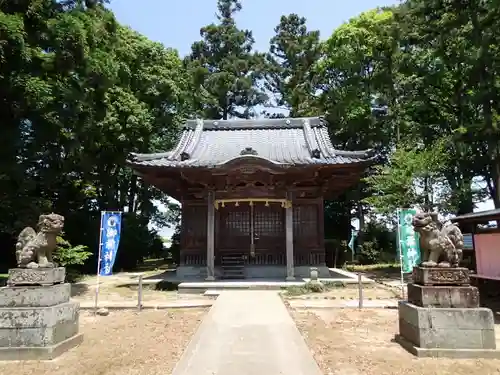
[98,211,122,276]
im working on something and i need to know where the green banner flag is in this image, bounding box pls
[398,209,421,273]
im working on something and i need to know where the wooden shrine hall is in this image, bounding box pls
[127,117,375,280]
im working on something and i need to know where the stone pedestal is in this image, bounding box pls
[0,267,83,360]
[396,266,500,358]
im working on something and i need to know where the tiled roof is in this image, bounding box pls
[127,117,375,169]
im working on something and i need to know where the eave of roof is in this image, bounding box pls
[451,208,500,223]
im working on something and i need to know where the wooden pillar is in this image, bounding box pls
[206,191,215,281]
[285,191,295,281]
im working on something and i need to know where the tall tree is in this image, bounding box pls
[266,14,321,117]
[393,0,499,213]
[314,9,399,239]
[0,1,187,271]
[316,9,398,153]
[185,0,267,119]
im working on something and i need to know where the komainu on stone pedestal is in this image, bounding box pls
[412,211,464,268]
[0,267,83,359]
[16,213,64,269]
[396,266,499,358]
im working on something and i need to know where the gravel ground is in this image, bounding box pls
[0,309,207,375]
[291,308,500,375]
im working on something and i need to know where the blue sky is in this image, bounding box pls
[108,0,493,237]
[109,0,400,56]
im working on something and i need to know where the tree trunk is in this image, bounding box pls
[128,174,138,213]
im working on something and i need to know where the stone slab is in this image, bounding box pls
[0,301,79,329]
[398,301,496,350]
[0,319,79,347]
[412,266,469,286]
[395,334,500,358]
[407,283,479,308]
[399,318,496,349]
[0,333,83,361]
[398,301,495,330]
[8,267,66,286]
[0,283,71,308]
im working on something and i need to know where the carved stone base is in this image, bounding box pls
[407,283,479,308]
[398,301,496,356]
[0,281,82,360]
[8,267,65,286]
[412,266,470,286]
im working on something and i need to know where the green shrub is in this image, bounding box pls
[305,281,325,293]
[357,240,381,264]
[54,235,92,267]
[54,235,92,282]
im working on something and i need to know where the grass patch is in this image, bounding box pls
[344,263,400,272]
[136,258,174,272]
[283,281,346,296]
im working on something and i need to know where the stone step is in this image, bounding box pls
[221,260,245,266]
[222,264,244,269]
[222,270,245,278]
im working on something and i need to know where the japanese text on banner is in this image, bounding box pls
[99,212,122,276]
[398,209,421,273]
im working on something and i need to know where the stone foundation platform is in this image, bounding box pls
[176,265,334,280]
[394,334,500,359]
[398,301,496,350]
[396,266,499,358]
[0,268,82,360]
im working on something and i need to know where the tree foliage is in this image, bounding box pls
[364,140,451,214]
[185,0,268,119]
[265,14,321,117]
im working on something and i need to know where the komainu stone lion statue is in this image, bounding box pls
[15,213,65,269]
[412,211,464,268]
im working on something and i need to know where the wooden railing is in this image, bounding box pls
[294,251,325,266]
[181,253,206,266]
[180,249,325,266]
[248,252,286,265]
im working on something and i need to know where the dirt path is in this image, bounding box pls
[292,308,500,375]
[0,309,207,375]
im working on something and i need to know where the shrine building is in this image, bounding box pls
[127,117,374,280]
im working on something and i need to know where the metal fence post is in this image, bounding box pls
[137,274,143,311]
[358,273,363,309]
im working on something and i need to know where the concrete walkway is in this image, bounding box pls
[172,290,323,375]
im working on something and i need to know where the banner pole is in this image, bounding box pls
[94,211,105,315]
[397,208,405,300]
